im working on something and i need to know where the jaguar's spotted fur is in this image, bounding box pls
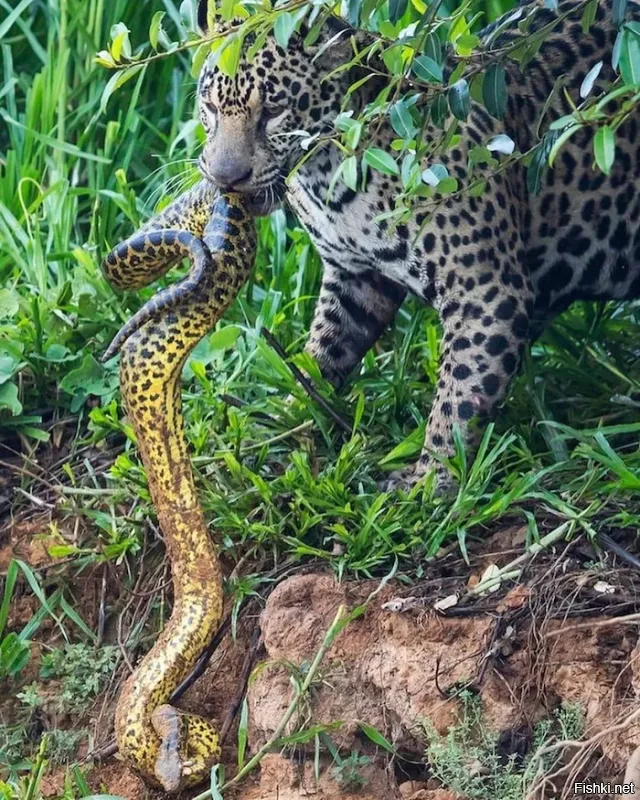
[197,0,640,490]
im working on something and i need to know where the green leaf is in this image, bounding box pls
[0,632,30,678]
[363,147,399,175]
[359,722,395,752]
[581,0,598,32]
[0,561,18,640]
[593,125,616,174]
[0,383,21,415]
[59,354,118,402]
[210,765,225,800]
[527,131,560,195]
[379,423,426,466]
[430,93,449,127]
[468,146,494,166]
[412,55,443,83]
[468,179,487,196]
[613,0,628,26]
[548,124,582,166]
[343,156,358,191]
[345,121,363,151]
[482,63,508,120]
[100,64,145,113]
[580,60,603,98]
[218,34,242,77]
[208,325,242,350]
[274,12,296,48]
[389,0,408,24]
[389,101,417,139]
[0,288,19,318]
[221,0,235,22]
[619,26,640,85]
[422,32,442,64]
[109,22,132,62]
[448,79,469,121]
[353,391,365,433]
[455,33,480,55]
[437,177,458,194]
[237,697,249,767]
[346,0,362,26]
[149,11,166,50]
[60,596,97,642]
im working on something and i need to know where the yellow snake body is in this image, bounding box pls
[102,182,256,791]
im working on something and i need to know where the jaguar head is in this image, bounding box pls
[196,1,353,214]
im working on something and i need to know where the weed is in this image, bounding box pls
[331,750,372,791]
[423,691,586,799]
[38,644,119,715]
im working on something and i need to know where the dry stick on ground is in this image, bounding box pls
[260,327,352,436]
[525,704,640,800]
[543,611,640,639]
[599,532,640,571]
[219,629,263,744]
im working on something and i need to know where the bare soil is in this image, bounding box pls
[4,492,640,800]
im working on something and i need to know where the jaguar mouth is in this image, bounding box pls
[199,162,286,217]
[244,179,286,216]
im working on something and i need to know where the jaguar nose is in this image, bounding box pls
[207,162,253,189]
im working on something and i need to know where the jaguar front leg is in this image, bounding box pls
[306,264,406,387]
[385,267,533,493]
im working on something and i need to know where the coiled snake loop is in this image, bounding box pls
[101,181,256,791]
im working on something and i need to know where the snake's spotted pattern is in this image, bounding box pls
[102,181,256,791]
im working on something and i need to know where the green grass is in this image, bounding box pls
[1,0,640,794]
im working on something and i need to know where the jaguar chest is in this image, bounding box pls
[288,167,440,299]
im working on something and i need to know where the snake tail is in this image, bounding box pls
[114,193,256,792]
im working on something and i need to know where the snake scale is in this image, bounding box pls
[101,181,256,791]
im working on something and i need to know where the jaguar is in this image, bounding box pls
[196,0,640,490]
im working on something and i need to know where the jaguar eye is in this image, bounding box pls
[262,105,287,121]
[202,100,217,115]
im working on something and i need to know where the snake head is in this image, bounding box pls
[151,704,186,792]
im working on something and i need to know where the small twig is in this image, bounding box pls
[473,612,504,687]
[260,327,352,436]
[219,629,263,743]
[96,566,107,648]
[526,704,640,799]
[168,614,234,702]
[464,520,574,599]
[433,656,449,699]
[90,741,118,762]
[220,393,277,424]
[0,459,116,496]
[543,611,640,639]
[599,532,640,571]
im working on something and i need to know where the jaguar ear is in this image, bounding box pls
[197,0,212,34]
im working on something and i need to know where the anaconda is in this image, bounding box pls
[101,181,256,791]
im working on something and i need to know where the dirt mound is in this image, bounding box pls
[240,569,639,799]
[31,527,640,799]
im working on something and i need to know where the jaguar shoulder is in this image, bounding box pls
[196,0,640,490]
